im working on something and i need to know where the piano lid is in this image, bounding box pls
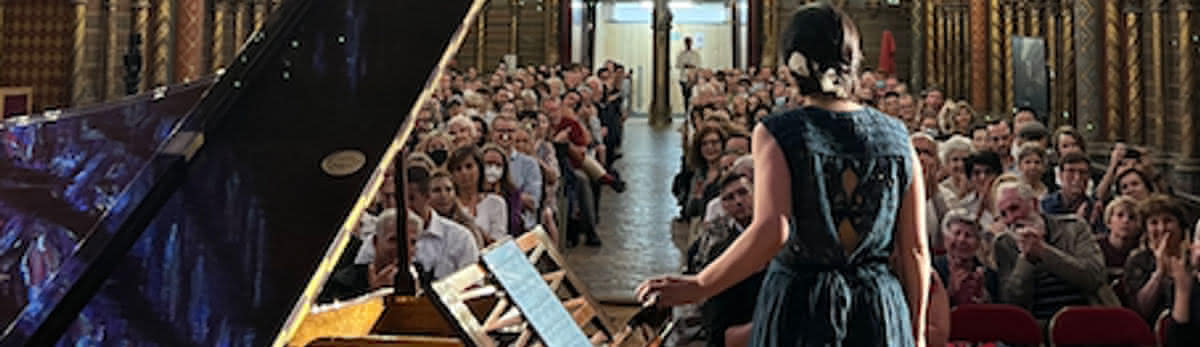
[0,0,483,345]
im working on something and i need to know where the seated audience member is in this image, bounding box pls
[415,131,453,168]
[704,154,753,223]
[1041,151,1100,225]
[970,124,990,154]
[1125,194,1191,321]
[406,163,480,279]
[985,120,1013,168]
[1013,107,1038,130]
[480,144,525,237]
[933,209,999,307]
[1016,143,1050,198]
[429,169,485,247]
[447,115,478,149]
[1100,196,1143,285]
[683,126,727,221]
[959,150,1004,227]
[491,115,544,230]
[1163,221,1199,347]
[447,146,509,246]
[319,209,414,302]
[992,181,1115,323]
[724,130,750,154]
[937,135,974,206]
[1115,168,1156,203]
[687,173,763,347]
[912,133,950,252]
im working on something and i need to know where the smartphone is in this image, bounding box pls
[1126,148,1142,160]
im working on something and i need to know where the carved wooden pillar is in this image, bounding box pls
[955,4,965,99]
[970,0,988,108]
[1004,0,1014,113]
[152,0,172,86]
[1148,0,1166,152]
[176,0,204,83]
[1075,0,1104,147]
[1103,0,1121,141]
[1176,0,1197,159]
[105,0,121,99]
[1016,1,1026,37]
[1124,0,1144,144]
[135,0,150,90]
[475,2,485,71]
[761,0,777,68]
[990,0,1003,114]
[1060,0,1075,125]
[0,2,5,81]
[926,0,937,90]
[70,0,88,105]
[938,4,948,89]
[1048,1,1059,124]
[234,0,247,52]
[212,0,228,70]
[650,0,671,126]
[544,0,559,65]
[1031,0,1042,37]
[911,0,925,89]
[253,0,265,30]
[509,0,518,56]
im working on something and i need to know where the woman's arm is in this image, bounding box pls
[927,272,951,347]
[694,125,792,298]
[895,146,931,346]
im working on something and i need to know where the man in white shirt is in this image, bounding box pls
[359,161,478,280]
[491,115,543,230]
[676,37,702,106]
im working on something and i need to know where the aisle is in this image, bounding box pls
[565,118,689,303]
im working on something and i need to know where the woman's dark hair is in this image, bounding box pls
[446,146,485,193]
[479,144,518,196]
[688,126,728,170]
[1115,168,1156,196]
[1138,194,1188,232]
[965,150,1004,177]
[781,2,862,98]
[1053,125,1086,153]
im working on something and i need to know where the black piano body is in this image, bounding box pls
[0,1,480,345]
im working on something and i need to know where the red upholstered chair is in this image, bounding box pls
[1049,306,1156,347]
[1155,310,1170,347]
[949,304,1042,347]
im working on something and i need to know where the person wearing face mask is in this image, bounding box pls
[416,131,453,168]
[491,116,544,231]
[446,146,509,246]
[480,144,525,238]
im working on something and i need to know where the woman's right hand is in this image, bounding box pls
[636,274,704,307]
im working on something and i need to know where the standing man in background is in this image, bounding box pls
[676,36,702,108]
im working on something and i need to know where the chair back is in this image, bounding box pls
[1155,310,1170,347]
[949,304,1042,346]
[1049,306,1156,347]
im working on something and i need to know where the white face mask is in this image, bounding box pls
[484,165,504,184]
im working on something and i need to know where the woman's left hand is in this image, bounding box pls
[636,275,704,307]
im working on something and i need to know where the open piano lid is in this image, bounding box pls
[0,0,483,345]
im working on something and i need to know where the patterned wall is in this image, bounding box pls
[0,0,75,112]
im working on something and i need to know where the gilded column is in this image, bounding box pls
[1004,0,1014,113]
[253,0,266,31]
[71,0,88,105]
[1176,0,1197,160]
[0,2,5,77]
[1124,0,1144,144]
[1075,0,1103,146]
[544,0,559,64]
[926,0,937,91]
[1148,0,1166,152]
[971,0,989,108]
[475,4,485,71]
[234,0,247,51]
[136,0,151,90]
[1031,1,1041,37]
[1016,1,1026,37]
[650,0,671,126]
[509,0,519,56]
[990,0,1003,114]
[937,5,946,93]
[176,0,204,82]
[105,0,121,99]
[1103,0,1121,141]
[762,0,777,68]
[955,5,965,98]
[152,0,172,86]
[1061,0,1074,123]
[912,0,924,89]
[212,0,227,70]
[1048,1,1059,123]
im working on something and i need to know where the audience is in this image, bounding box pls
[447,146,509,245]
[933,209,999,307]
[992,180,1115,324]
[1125,194,1191,321]
[688,173,763,347]
[1101,196,1143,285]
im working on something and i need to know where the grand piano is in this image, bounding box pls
[0,1,482,345]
